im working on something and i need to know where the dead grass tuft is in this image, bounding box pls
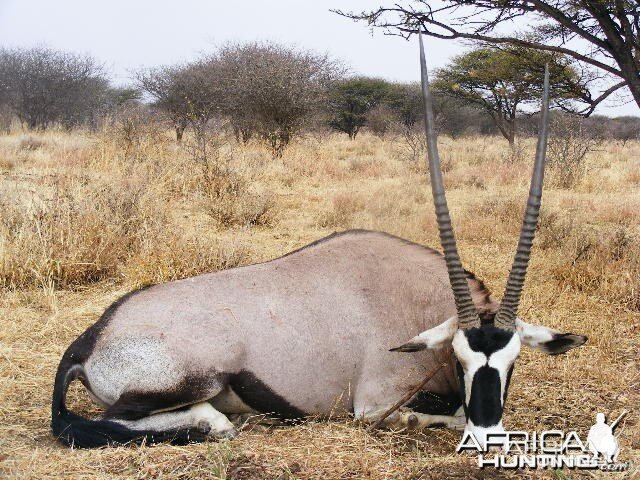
[444,167,487,190]
[19,135,46,151]
[0,173,161,289]
[461,193,525,239]
[318,191,367,228]
[200,165,274,228]
[551,227,640,311]
[348,157,384,177]
[625,164,640,185]
[536,207,576,250]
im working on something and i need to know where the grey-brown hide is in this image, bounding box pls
[76,230,494,422]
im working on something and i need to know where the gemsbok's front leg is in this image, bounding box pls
[356,405,465,431]
[355,405,402,428]
[399,406,465,431]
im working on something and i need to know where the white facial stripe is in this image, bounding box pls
[453,329,521,415]
[452,330,487,407]
[487,333,521,402]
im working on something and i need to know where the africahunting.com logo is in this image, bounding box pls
[457,412,629,471]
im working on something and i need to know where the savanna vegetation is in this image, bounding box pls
[2,42,639,159]
[0,121,638,478]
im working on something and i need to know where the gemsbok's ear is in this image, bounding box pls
[516,318,588,355]
[390,317,458,352]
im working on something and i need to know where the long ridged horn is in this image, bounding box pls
[419,33,480,329]
[494,65,550,330]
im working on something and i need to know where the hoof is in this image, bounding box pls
[197,420,211,435]
[406,414,419,430]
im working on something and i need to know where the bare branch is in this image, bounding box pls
[334,1,640,112]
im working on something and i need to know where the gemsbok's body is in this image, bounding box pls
[52,36,587,449]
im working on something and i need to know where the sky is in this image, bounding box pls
[0,0,637,117]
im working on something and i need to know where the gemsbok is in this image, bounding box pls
[51,35,587,448]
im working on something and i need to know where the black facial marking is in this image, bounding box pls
[454,325,517,425]
[503,365,514,404]
[406,390,462,416]
[541,333,588,355]
[456,361,468,419]
[468,365,503,427]
[229,370,306,420]
[478,310,497,326]
[464,325,515,356]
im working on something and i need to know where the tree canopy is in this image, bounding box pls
[336,1,640,114]
[434,46,587,145]
[327,77,392,139]
[137,63,218,142]
[214,42,342,155]
[0,46,111,130]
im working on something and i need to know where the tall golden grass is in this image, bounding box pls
[0,127,638,479]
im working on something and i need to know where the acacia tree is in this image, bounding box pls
[434,46,586,146]
[0,66,11,133]
[175,61,223,139]
[0,46,110,130]
[215,42,342,156]
[337,1,640,114]
[137,62,220,142]
[327,77,391,138]
[137,67,186,141]
[381,82,495,136]
[384,82,424,130]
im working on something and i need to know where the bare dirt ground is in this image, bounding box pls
[0,128,638,479]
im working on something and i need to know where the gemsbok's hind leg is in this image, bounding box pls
[110,402,238,439]
[92,368,239,440]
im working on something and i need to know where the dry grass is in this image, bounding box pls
[0,128,639,479]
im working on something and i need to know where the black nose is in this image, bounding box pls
[468,365,503,427]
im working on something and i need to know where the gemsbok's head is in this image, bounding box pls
[391,34,588,445]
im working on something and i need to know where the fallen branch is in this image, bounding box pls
[367,362,446,432]
[610,410,628,430]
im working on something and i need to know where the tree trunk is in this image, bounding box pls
[585,4,640,110]
[176,124,185,143]
[488,111,515,148]
[507,116,516,150]
[0,109,11,134]
[616,58,640,110]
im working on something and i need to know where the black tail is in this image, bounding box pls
[51,353,206,448]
